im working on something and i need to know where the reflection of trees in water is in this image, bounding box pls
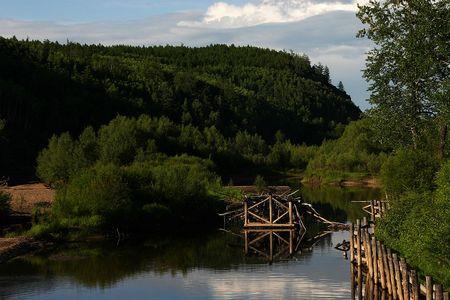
[0,231,263,289]
[0,187,377,296]
[300,186,381,223]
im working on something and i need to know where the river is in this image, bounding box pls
[0,185,380,300]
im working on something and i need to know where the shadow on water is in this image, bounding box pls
[0,184,381,300]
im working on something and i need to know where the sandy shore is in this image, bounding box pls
[3,183,55,214]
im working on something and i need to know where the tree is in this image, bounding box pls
[357,0,450,153]
[338,81,345,92]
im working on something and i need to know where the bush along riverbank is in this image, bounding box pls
[25,115,252,238]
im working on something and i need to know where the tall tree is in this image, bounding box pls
[357,0,450,152]
[338,81,345,92]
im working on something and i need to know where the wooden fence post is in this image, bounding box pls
[426,276,433,300]
[382,244,392,294]
[350,223,354,263]
[364,231,373,278]
[378,241,386,290]
[393,253,403,300]
[410,270,420,300]
[356,219,362,266]
[387,249,396,297]
[244,200,248,226]
[372,237,378,285]
[370,200,375,222]
[400,258,409,300]
[443,291,449,300]
[435,284,443,300]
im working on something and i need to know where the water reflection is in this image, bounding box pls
[0,186,380,300]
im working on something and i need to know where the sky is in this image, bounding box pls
[0,0,372,109]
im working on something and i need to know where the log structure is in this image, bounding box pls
[350,217,449,299]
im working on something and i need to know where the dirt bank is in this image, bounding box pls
[0,237,43,263]
[3,183,55,214]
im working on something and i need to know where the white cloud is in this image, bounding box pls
[178,0,364,28]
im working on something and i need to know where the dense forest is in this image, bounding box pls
[0,37,360,180]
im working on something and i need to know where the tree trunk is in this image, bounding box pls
[438,124,448,160]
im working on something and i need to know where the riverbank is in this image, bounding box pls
[0,237,44,263]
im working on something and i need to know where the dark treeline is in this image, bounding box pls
[0,37,360,179]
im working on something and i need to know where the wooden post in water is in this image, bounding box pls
[400,258,409,300]
[387,249,397,298]
[350,223,355,263]
[244,200,248,227]
[378,241,386,290]
[351,262,356,299]
[435,284,443,300]
[288,201,293,226]
[269,195,273,225]
[356,219,362,267]
[410,270,420,300]
[393,253,403,300]
[244,230,249,254]
[370,200,375,222]
[372,237,378,285]
[382,244,392,294]
[426,276,433,300]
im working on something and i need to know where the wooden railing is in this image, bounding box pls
[350,217,449,299]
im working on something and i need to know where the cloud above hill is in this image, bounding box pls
[179,0,369,28]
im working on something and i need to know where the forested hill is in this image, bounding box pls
[0,37,360,178]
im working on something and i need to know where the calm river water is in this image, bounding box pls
[0,185,380,300]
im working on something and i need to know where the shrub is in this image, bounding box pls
[254,175,267,193]
[54,164,132,229]
[0,191,11,220]
[380,148,439,198]
[36,133,78,185]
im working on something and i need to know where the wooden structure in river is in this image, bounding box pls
[220,189,348,230]
[243,193,296,228]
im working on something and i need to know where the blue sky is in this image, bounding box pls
[0,0,371,109]
[0,0,247,22]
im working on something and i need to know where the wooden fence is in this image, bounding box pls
[350,217,449,300]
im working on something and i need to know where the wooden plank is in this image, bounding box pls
[248,211,270,224]
[244,223,295,228]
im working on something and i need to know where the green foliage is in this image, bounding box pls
[54,164,132,229]
[0,37,360,178]
[0,190,11,219]
[380,148,439,198]
[36,133,79,185]
[305,119,387,183]
[357,0,450,149]
[254,175,267,193]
